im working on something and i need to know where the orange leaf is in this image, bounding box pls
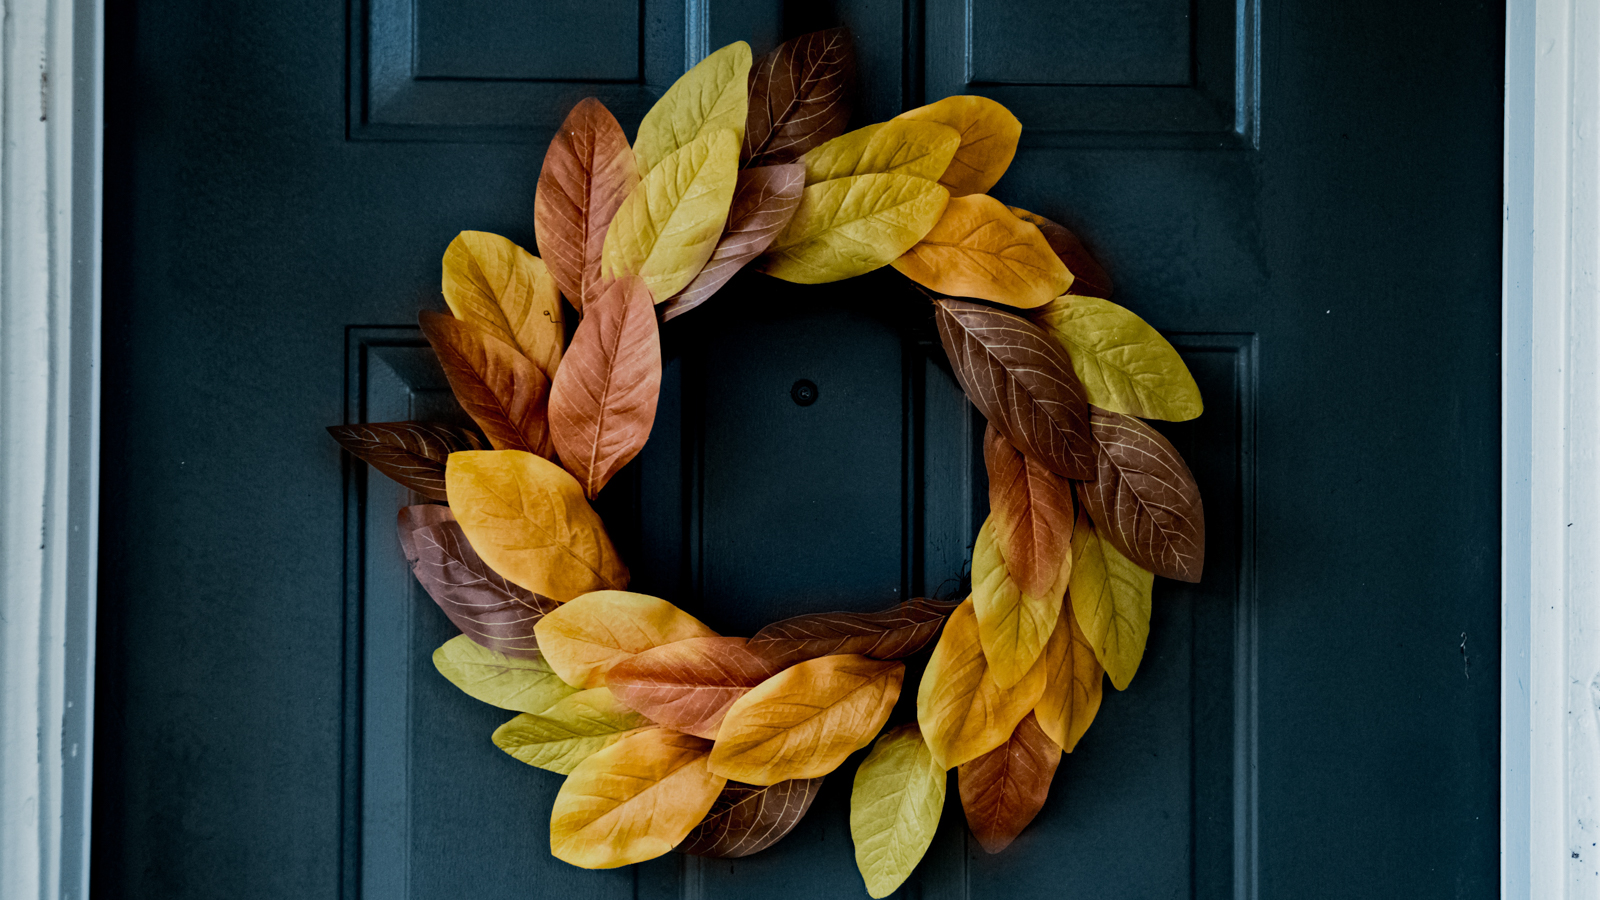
[607,637,787,738]
[534,591,717,688]
[983,423,1074,600]
[535,98,639,314]
[440,231,565,381]
[891,195,1073,309]
[1007,206,1113,299]
[1033,597,1103,752]
[419,311,554,457]
[894,96,1021,197]
[916,597,1046,769]
[956,712,1060,853]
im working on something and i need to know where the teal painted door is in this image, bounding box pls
[94,1,1504,898]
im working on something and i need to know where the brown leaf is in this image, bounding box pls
[606,637,787,738]
[743,28,856,167]
[397,505,558,658]
[547,275,663,498]
[956,712,1060,854]
[1007,207,1113,299]
[327,421,483,500]
[535,98,639,314]
[933,298,1094,479]
[419,311,554,457]
[1076,408,1205,583]
[746,597,961,667]
[678,777,825,858]
[984,423,1074,599]
[659,164,805,321]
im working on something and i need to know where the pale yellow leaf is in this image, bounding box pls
[492,687,650,774]
[756,174,949,283]
[634,42,752,175]
[1069,506,1153,690]
[534,590,717,688]
[916,597,1046,769]
[971,513,1067,689]
[799,120,961,183]
[849,724,945,899]
[1032,294,1203,421]
[431,635,577,713]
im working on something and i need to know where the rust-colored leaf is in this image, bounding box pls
[678,777,824,858]
[535,98,640,314]
[327,421,483,501]
[916,597,1047,770]
[891,195,1074,309]
[419,310,554,457]
[743,28,856,167]
[606,637,787,739]
[1007,206,1113,299]
[1033,596,1102,752]
[956,712,1060,854]
[659,164,805,322]
[547,275,662,498]
[984,423,1074,600]
[1077,408,1205,583]
[933,298,1094,479]
[746,597,961,667]
[397,505,558,658]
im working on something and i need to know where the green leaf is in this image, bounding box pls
[1031,295,1203,422]
[491,687,650,774]
[756,174,949,283]
[799,120,961,183]
[432,636,579,713]
[1067,507,1153,691]
[634,42,752,175]
[849,724,946,899]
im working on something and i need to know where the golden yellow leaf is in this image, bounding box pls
[1031,294,1204,421]
[849,724,945,899]
[756,174,949,283]
[709,654,904,785]
[549,727,726,869]
[633,41,751,175]
[895,96,1021,196]
[1033,599,1103,752]
[601,128,740,302]
[798,120,961,183]
[1069,506,1153,690]
[534,590,718,688]
[916,597,1046,769]
[445,450,628,602]
[891,194,1074,309]
[971,513,1067,689]
[431,635,577,713]
[492,687,650,774]
[441,231,565,381]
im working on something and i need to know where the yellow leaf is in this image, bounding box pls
[1033,599,1103,752]
[633,42,752,175]
[971,513,1067,689]
[916,597,1046,769]
[849,724,945,899]
[895,96,1021,196]
[534,590,717,688]
[1069,506,1153,690]
[1032,294,1204,421]
[799,120,961,183]
[492,687,651,774]
[431,635,578,713]
[445,450,629,602]
[709,654,904,785]
[549,727,726,868]
[891,194,1074,309]
[756,174,949,283]
[441,231,565,381]
[601,128,740,302]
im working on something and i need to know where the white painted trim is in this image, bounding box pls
[1503,0,1600,895]
[0,0,103,898]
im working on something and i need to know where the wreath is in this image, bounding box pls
[328,28,1204,897]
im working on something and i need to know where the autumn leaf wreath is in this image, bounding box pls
[328,27,1205,897]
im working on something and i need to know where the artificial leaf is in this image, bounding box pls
[441,231,565,380]
[849,724,945,899]
[1007,206,1113,299]
[743,28,856,166]
[1077,408,1205,582]
[892,194,1074,309]
[634,42,752,175]
[1068,506,1153,691]
[895,96,1021,197]
[1031,294,1202,421]
[710,654,904,785]
[984,423,1074,599]
[419,311,554,457]
[916,597,1047,769]
[549,727,726,869]
[746,596,961,667]
[327,421,483,500]
[607,637,786,738]
[601,128,741,302]
[493,687,651,774]
[445,450,628,601]
[798,120,961,183]
[659,164,805,321]
[971,513,1067,689]
[535,591,717,689]
[1033,598,1103,752]
[431,635,579,714]
[535,98,639,314]
[757,174,949,283]
[933,298,1094,478]
[399,505,557,657]
[547,275,662,498]
[678,777,824,858]
[956,712,1060,854]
